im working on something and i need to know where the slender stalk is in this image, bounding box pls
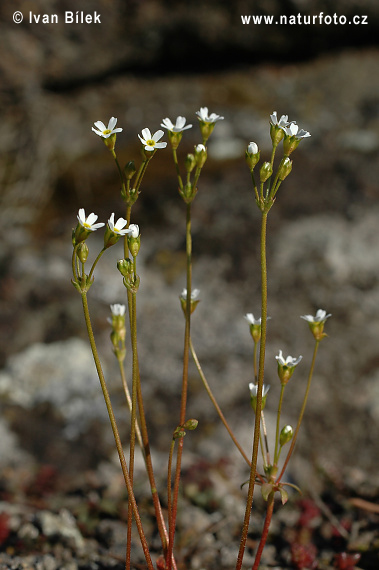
[111,150,126,194]
[190,337,252,468]
[118,359,143,450]
[88,248,106,282]
[236,211,268,570]
[277,340,320,483]
[274,384,286,465]
[172,149,184,191]
[81,292,153,570]
[252,493,275,570]
[168,202,192,570]
[167,439,176,532]
[126,289,139,568]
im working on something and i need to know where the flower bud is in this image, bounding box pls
[259,161,273,183]
[183,418,198,430]
[77,242,89,263]
[279,425,293,447]
[283,135,301,156]
[185,153,196,173]
[117,258,133,279]
[270,124,285,146]
[194,144,207,168]
[277,157,293,181]
[124,161,136,180]
[245,142,260,171]
[249,383,270,412]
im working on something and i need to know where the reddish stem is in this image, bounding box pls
[252,493,274,570]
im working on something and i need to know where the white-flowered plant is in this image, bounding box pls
[270,112,291,129]
[181,288,200,300]
[284,122,311,139]
[249,383,270,398]
[275,350,303,367]
[110,303,126,316]
[245,313,262,325]
[161,116,192,132]
[301,309,331,323]
[128,224,140,238]
[108,213,131,236]
[196,107,224,123]
[247,142,259,155]
[92,117,123,138]
[77,208,105,231]
[138,128,167,152]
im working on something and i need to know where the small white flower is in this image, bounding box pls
[196,107,224,123]
[270,111,291,129]
[244,313,261,326]
[275,350,302,367]
[301,309,331,323]
[128,224,140,238]
[92,117,123,139]
[138,128,167,152]
[110,304,126,316]
[108,213,131,236]
[161,116,192,133]
[195,144,206,153]
[249,383,270,398]
[284,123,311,139]
[181,288,200,300]
[77,208,105,231]
[247,142,259,154]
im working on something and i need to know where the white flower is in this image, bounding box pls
[128,224,140,238]
[77,208,105,231]
[181,288,200,300]
[161,116,192,133]
[284,123,311,139]
[244,313,261,326]
[138,128,167,152]
[301,309,331,323]
[249,383,270,398]
[92,117,123,139]
[247,142,259,154]
[195,144,206,153]
[110,304,126,316]
[275,350,302,367]
[196,107,224,123]
[270,112,291,129]
[108,213,131,236]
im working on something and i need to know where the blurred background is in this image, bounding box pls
[1,0,379,563]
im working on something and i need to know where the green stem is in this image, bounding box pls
[236,211,268,570]
[277,340,320,483]
[118,359,143,450]
[274,384,286,465]
[81,292,153,570]
[111,149,126,194]
[88,248,106,282]
[168,202,192,570]
[172,149,184,191]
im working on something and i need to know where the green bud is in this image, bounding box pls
[277,157,293,181]
[173,427,186,440]
[183,419,198,431]
[245,142,260,170]
[73,223,91,245]
[194,144,207,168]
[185,153,196,173]
[77,242,89,264]
[198,122,215,142]
[124,161,136,180]
[259,162,273,183]
[117,258,133,279]
[128,235,141,258]
[270,124,285,146]
[279,425,293,447]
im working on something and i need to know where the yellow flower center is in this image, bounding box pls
[146,139,155,147]
[83,222,91,228]
[103,129,112,135]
